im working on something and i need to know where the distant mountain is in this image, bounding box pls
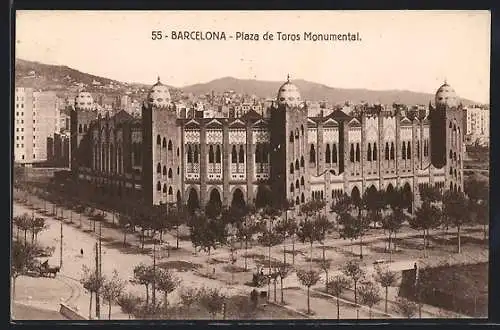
[183,76,478,106]
[15,59,478,105]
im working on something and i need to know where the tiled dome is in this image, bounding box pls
[147,76,172,109]
[435,81,459,108]
[277,75,302,108]
[74,91,94,110]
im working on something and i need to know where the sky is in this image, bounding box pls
[15,10,491,103]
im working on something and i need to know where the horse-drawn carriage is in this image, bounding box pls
[27,259,60,278]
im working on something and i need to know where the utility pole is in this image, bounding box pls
[95,242,101,319]
[99,221,102,277]
[59,219,63,268]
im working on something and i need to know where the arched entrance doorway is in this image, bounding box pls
[231,188,246,211]
[402,183,413,213]
[187,188,199,214]
[176,190,182,207]
[386,184,395,207]
[206,188,222,219]
[255,185,272,209]
[351,186,361,207]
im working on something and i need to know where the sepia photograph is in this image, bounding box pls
[12,10,490,321]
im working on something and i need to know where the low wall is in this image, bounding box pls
[59,303,87,320]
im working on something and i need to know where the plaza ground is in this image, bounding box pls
[12,197,488,320]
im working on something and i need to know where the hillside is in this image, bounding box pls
[15,59,478,105]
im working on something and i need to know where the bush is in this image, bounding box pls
[251,272,267,287]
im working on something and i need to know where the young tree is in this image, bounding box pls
[80,265,105,319]
[464,176,489,241]
[315,214,333,263]
[319,259,331,292]
[326,275,350,320]
[101,269,126,319]
[358,281,382,319]
[274,215,297,265]
[338,211,367,258]
[297,217,320,269]
[270,268,279,303]
[131,264,154,308]
[117,212,133,247]
[394,297,418,319]
[382,207,406,260]
[179,287,199,313]
[155,268,181,308]
[117,292,143,319]
[30,217,48,245]
[342,259,366,305]
[236,212,260,270]
[331,193,352,230]
[199,287,226,319]
[443,190,470,253]
[13,213,31,245]
[296,268,321,315]
[11,240,35,299]
[374,265,398,313]
[189,210,228,256]
[257,228,282,300]
[411,201,441,257]
[276,262,291,304]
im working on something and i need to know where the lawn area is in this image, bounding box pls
[12,303,67,320]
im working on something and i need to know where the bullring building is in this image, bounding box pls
[70,77,464,213]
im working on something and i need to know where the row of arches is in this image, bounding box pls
[289,125,306,142]
[290,177,305,192]
[92,143,126,174]
[156,164,175,178]
[156,135,173,151]
[78,124,89,134]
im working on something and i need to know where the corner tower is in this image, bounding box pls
[269,76,308,207]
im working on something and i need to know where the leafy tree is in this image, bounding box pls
[13,213,31,245]
[442,190,470,253]
[382,207,406,259]
[331,193,352,229]
[179,287,199,313]
[11,240,36,299]
[326,275,350,319]
[236,212,260,270]
[464,177,489,241]
[276,262,291,304]
[257,227,282,300]
[117,292,143,319]
[419,184,442,204]
[315,214,333,263]
[117,212,133,247]
[338,211,369,259]
[270,268,279,303]
[297,217,322,269]
[274,215,297,265]
[101,269,126,319]
[189,210,228,256]
[411,201,441,257]
[394,297,418,319]
[342,259,366,305]
[30,217,48,245]
[131,264,155,307]
[318,259,331,292]
[80,265,105,319]
[296,268,321,315]
[198,287,226,319]
[155,268,180,308]
[374,265,398,313]
[358,281,382,319]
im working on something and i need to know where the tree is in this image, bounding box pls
[464,176,489,241]
[326,275,350,319]
[131,264,155,308]
[198,287,226,319]
[80,265,105,319]
[30,217,48,245]
[257,228,282,300]
[374,265,398,313]
[13,213,31,245]
[236,212,260,270]
[342,260,366,305]
[297,216,321,269]
[189,210,228,256]
[179,287,199,313]
[117,212,133,247]
[337,211,363,257]
[411,201,441,257]
[101,269,126,319]
[319,259,331,292]
[358,281,382,319]
[296,268,321,315]
[442,190,470,253]
[274,215,297,265]
[155,268,180,309]
[11,240,36,299]
[276,262,291,304]
[315,214,333,263]
[331,193,352,230]
[117,292,143,319]
[394,297,418,319]
[382,207,406,260]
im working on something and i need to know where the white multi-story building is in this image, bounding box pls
[464,105,489,145]
[14,88,59,164]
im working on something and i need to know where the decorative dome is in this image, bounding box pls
[147,76,171,109]
[277,75,302,108]
[74,91,94,110]
[435,81,459,108]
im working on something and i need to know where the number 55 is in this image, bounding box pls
[152,31,162,40]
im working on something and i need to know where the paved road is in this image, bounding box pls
[12,303,67,320]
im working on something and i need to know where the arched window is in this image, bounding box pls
[309,144,316,163]
[168,140,173,151]
[407,142,411,160]
[168,186,173,195]
[367,143,372,161]
[373,143,378,161]
[163,184,167,193]
[156,135,161,145]
[295,128,299,139]
[162,138,167,148]
[162,166,167,176]
[332,144,337,163]
[300,156,305,167]
[301,193,305,203]
[296,180,300,189]
[177,147,179,157]
[239,145,245,163]
[301,177,304,186]
[385,142,389,160]
[255,144,261,163]
[194,145,199,163]
[417,141,420,159]
[390,142,395,160]
[290,184,294,193]
[355,143,360,162]
[156,162,161,173]
[449,150,453,159]
[209,145,214,163]
[78,124,82,133]
[449,167,453,175]
[156,181,161,191]
[168,168,173,178]
[262,144,268,163]
[177,167,179,175]
[290,163,294,174]
[301,125,304,136]
[84,124,88,132]
[216,145,222,163]
[232,145,238,163]
[326,144,331,163]
[350,144,355,162]
[187,145,193,163]
[453,152,457,161]
[402,142,406,160]
[289,132,294,143]
[295,159,299,170]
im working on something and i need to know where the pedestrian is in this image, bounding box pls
[80,248,84,256]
